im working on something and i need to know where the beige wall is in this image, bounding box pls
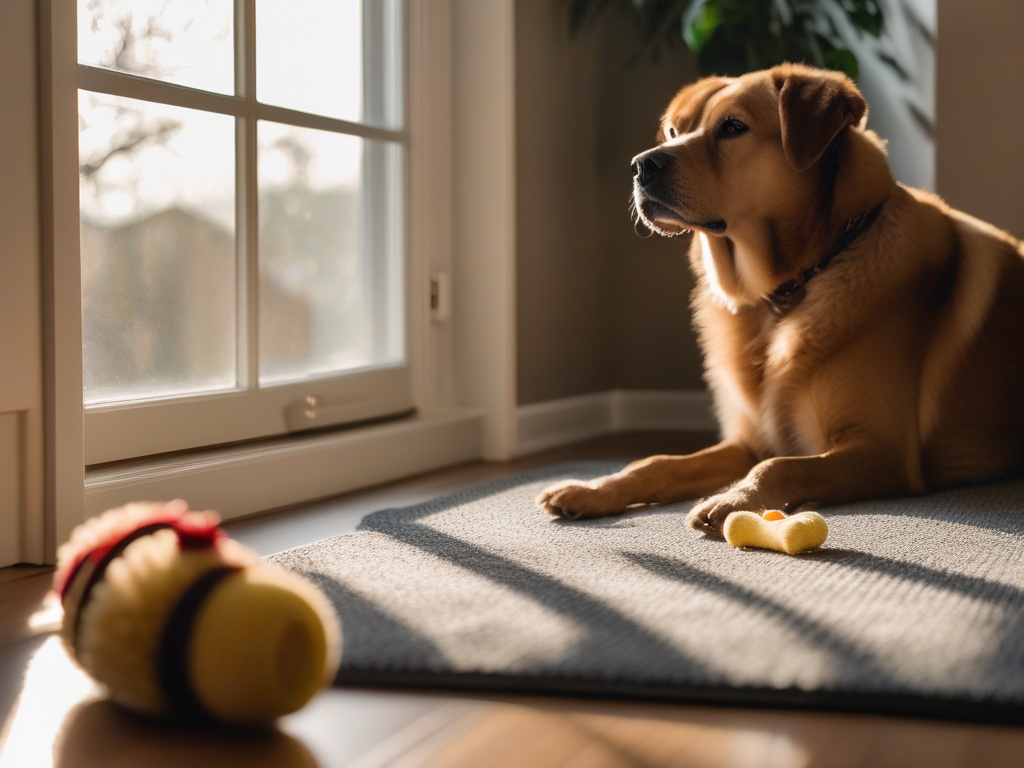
[936,0,1024,236]
[514,0,614,405]
[594,23,705,394]
[515,2,703,405]
[0,0,45,564]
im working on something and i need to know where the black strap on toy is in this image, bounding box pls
[156,565,241,722]
[68,521,178,656]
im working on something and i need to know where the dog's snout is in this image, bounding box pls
[632,150,673,187]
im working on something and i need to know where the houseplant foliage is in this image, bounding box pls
[570,0,893,80]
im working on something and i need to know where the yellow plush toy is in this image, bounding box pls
[722,509,828,555]
[54,500,341,727]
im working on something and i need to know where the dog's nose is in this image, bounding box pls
[632,150,672,187]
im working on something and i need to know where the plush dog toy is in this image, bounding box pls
[54,499,341,727]
[722,509,828,555]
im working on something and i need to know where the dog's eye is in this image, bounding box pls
[717,118,748,139]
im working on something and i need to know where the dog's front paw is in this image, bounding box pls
[536,479,624,520]
[687,490,759,536]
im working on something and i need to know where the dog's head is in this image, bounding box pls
[631,64,868,240]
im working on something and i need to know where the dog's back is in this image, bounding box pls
[920,202,1024,486]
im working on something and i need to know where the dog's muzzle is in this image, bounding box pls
[632,149,673,187]
[630,148,727,235]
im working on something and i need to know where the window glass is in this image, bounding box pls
[257,123,404,384]
[79,93,236,404]
[255,0,402,128]
[78,0,235,94]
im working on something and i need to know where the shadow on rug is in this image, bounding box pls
[268,462,1024,723]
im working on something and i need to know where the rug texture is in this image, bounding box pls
[268,462,1024,722]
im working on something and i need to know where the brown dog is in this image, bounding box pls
[537,63,1024,534]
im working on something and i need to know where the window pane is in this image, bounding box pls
[255,0,403,128]
[258,122,404,384]
[78,0,234,95]
[80,92,237,404]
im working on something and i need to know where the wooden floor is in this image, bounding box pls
[1,432,1022,768]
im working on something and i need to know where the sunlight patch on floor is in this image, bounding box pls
[0,636,99,768]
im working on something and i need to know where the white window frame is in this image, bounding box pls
[40,0,494,552]
[76,2,411,465]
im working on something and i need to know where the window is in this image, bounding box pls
[40,0,495,543]
[76,0,411,464]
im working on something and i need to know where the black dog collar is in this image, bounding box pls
[767,202,886,316]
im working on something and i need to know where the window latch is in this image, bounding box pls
[284,394,363,433]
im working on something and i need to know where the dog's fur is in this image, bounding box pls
[536,63,1024,534]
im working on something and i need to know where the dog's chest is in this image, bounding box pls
[764,321,826,453]
[719,311,826,456]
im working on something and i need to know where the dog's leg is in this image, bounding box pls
[536,440,756,519]
[687,441,922,534]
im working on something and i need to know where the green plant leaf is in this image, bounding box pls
[824,47,859,79]
[683,0,723,52]
[837,0,884,37]
[806,31,859,78]
[696,24,750,76]
[566,0,892,82]
[636,0,692,60]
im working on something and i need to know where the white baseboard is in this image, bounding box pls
[85,407,484,523]
[516,389,717,457]
[516,392,615,457]
[82,391,713,530]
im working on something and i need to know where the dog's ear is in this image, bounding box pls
[773,66,867,171]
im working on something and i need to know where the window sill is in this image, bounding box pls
[83,407,484,522]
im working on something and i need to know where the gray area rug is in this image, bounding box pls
[268,462,1024,722]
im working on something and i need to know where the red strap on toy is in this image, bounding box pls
[173,514,225,551]
[56,514,182,601]
[57,511,226,601]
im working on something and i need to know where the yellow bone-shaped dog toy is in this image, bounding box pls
[722,509,828,554]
